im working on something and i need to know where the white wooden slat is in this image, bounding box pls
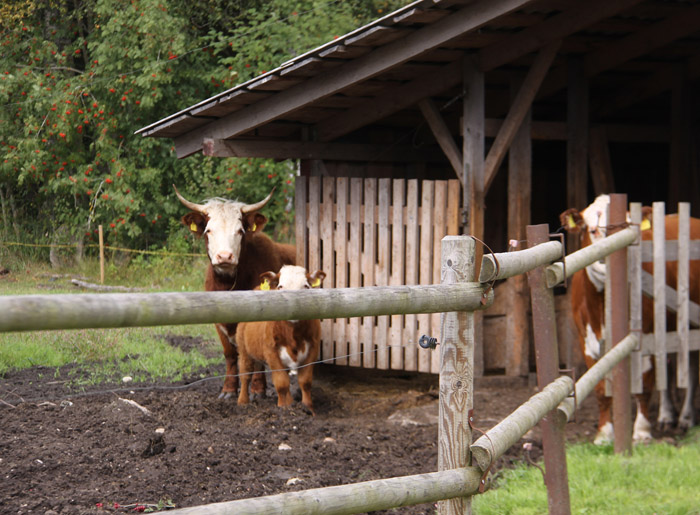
[390,180,406,370]
[628,203,643,394]
[349,178,363,367]
[653,202,668,390]
[320,177,335,362]
[404,179,420,371]
[640,240,700,262]
[362,179,377,369]
[677,202,690,388]
[418,180,434,373]
[334,177,349,365]
[376,179,391,370]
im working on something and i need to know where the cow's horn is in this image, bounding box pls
[241,188,275,213]
[173,185,206,213]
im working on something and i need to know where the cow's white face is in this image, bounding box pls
[202,200,248,274]
[174,187,273,278]
[581,194,610,244]
[277,265,313,290]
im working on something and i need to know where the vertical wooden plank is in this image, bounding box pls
[506,74,532,377]
[431,181,447,373]
[404,179,420,371]
[376,179,391,369]
[334,177,349,365]
[308,176,321,273]
[349,178,363,367]
[437,236,475,515]
[294,176,308,268]
[653,202,668,390]
[362,179,377,369]
[628,203,643,394]
[418,180,435,373]
[390,180,406,370]
[446,179,460,236]
[320,177,335,363]
[566,58,589,255]
[677,202,690,389]
[463,58,485,378]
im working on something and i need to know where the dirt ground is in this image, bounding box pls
[0,333,684,515]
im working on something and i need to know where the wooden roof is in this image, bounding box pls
[136,0,700,160]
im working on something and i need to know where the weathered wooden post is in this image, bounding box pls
[526,224,571,515]
[98,224,105,284]
[438,236,476,515]
[609,193,632,454]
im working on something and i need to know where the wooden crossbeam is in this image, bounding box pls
[418,98,464,184]
[483,41,560,191]
[539,3,700,100]
[173,0,536,157]
[201,138,442,162]
[641,270,700,328]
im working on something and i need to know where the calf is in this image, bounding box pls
[236,266,326,414]
[563,195,699,444]
[174,186,296,399]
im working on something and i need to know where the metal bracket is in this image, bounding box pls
[549,232,567,289]
[559,367,578,423]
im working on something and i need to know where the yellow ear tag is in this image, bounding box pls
[567,214,577,229]
[640,219,651,231]
[260,279,270,291]
[311,278,321,288]
[190,222,198,232]
[252,223,257,232]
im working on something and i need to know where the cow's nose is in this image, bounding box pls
[215,251,236,265]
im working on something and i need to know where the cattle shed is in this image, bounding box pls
[137,0,700,378]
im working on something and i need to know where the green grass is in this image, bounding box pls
[1,257,221,384]
[473,433,700,514]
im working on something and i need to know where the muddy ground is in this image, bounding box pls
[0,333,684,515]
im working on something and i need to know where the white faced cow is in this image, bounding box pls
[563,194,698,444]
[174,186,296,399]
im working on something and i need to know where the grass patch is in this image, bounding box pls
[1,258,222,385]
[473,437,700,514]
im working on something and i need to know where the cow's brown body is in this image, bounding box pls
[565,198,699,443]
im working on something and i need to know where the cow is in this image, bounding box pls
[174,186,296,399]
[562,194,699,444]
[236,265,326,415]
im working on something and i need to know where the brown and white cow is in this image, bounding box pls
[174,186,296,399]
[563,194,699,444]
[236,265,326,414]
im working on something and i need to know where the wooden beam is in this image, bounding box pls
[201,138,442,162]
[317,60,462,142]
[540,3,700,101]
[463,58,485,378]
[173,0,537,157]
[588,126,615,195]
[669,64,692,207]
[483,41,560,192]
[567,58,588,254]
[418,98,464,184]
[476,0,644,72]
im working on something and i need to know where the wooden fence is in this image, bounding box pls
[0,196,655,514]
[295,176,461,374]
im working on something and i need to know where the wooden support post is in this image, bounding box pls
[463,57,484,378]
[418,98,464,184]
[506,75,532,377]
[526,224,571,515]
[566,58,589,255]
[588,126,616,195]
[98,225,104,285]
[669,64,691,206]
[608,194,632,455]
[438,236,475,515]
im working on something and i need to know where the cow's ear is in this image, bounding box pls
[243,212,267,233]
[182,212,207,237]
[308,270,326,288]
[259,271,279,291]
[640,206,653,231]
[560,208,585,234]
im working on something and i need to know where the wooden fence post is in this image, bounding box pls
[438,236,476,515]
[526,224,571,515]
[98,225,104,285]
[609,194,632,454]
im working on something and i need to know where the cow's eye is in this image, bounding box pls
[277,285,283,290]
[304,284,310,289]
[238,228,245,236]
